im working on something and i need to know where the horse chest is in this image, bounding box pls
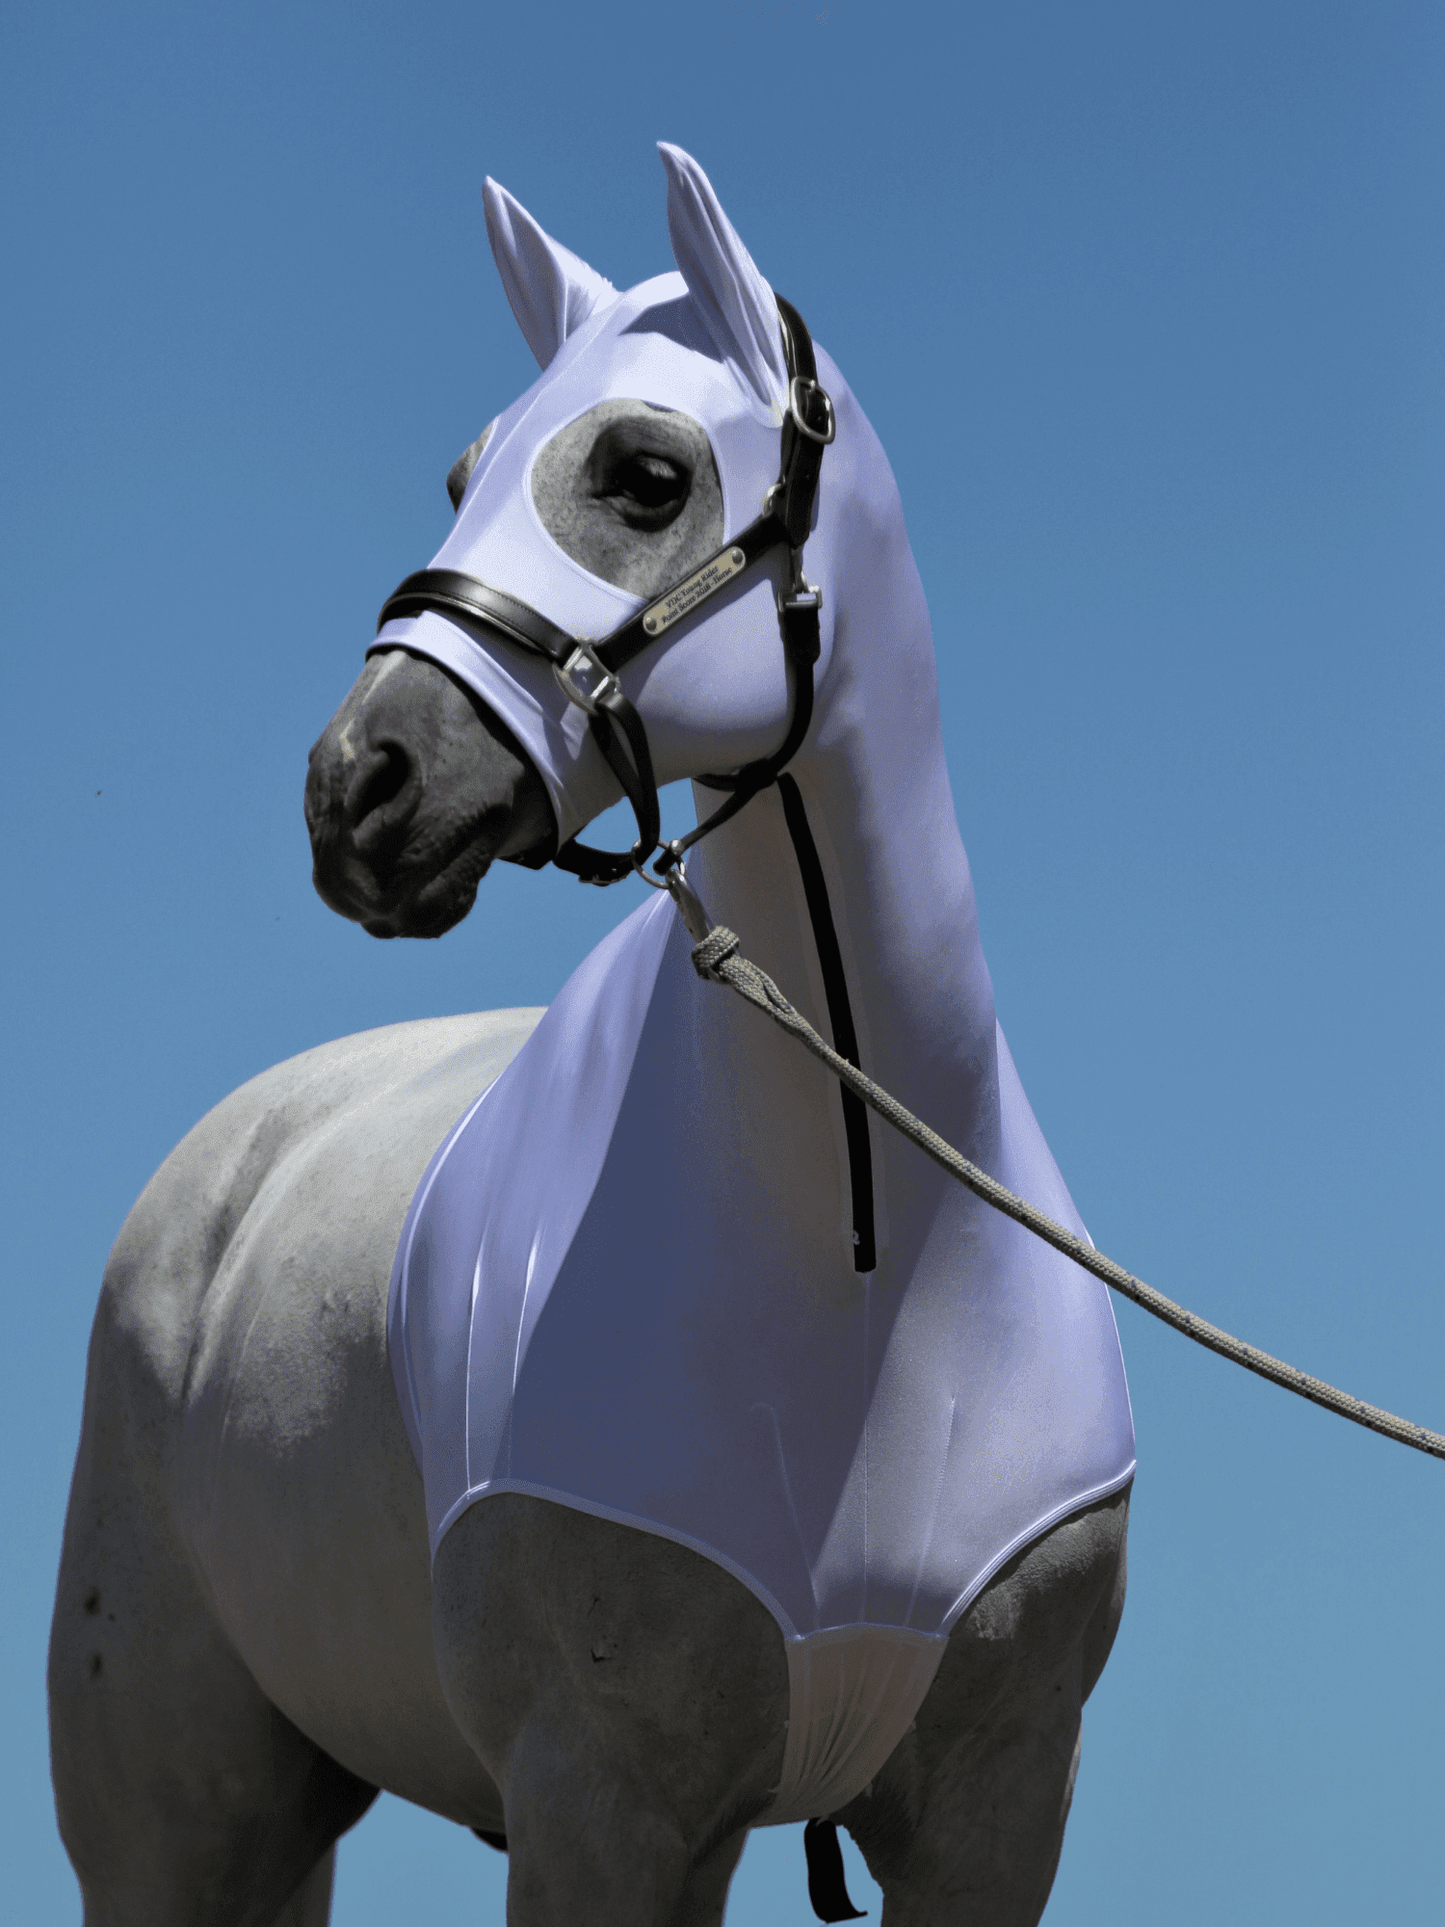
[391,894,1136,1657]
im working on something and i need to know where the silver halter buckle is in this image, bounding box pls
[788,375,836,445]
[552,642,619,716]
[779,545,823,617]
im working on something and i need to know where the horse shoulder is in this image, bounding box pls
[84,1011,540,1456]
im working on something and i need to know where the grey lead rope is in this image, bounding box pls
[683,914,1445,1463]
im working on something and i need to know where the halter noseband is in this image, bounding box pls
[375,296,835,887]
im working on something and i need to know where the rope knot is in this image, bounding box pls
[691,925,740,980]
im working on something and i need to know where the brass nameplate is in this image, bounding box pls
[641,545,747,638]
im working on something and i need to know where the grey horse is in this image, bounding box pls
[49,158,1129,1927]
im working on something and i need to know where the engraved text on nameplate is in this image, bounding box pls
[641,546,747,637]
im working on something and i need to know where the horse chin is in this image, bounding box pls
[312,823,494,940]
[365,854,490,940]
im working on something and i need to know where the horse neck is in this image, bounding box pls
[686,469,1002,1177]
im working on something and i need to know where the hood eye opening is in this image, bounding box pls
[529,400,725,594]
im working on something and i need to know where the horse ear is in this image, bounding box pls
[658,144,788,415]
[483,178,617,369]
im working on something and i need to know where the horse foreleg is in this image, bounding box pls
[430,1494,787,1927]
[837,1489,1130,1927]
[269,1848,337,1927]
[48,1255,377,1927]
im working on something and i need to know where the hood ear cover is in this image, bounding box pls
[482,178,617,369]
[483,146,788,416]
[657,143,788,415]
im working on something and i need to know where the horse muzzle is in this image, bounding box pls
[304,650,553,939]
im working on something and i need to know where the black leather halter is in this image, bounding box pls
[375,296,836,886]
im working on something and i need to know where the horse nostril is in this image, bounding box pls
[346,741,413,831]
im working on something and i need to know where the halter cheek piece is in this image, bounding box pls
[376,296,835,888]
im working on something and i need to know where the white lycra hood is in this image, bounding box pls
[371,144,803,851]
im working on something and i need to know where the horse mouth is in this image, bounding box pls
[307,743,501,939]
[310,809,495,938]
[359,848,493,938]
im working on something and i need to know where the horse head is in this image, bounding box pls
[306,145,833,938]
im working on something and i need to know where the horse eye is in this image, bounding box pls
[596,450,692,530]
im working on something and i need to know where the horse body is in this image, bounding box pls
[51,149,1132,1926]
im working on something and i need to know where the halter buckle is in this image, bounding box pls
[779,547,823,618]
[552,643,619,716]
[788,376,836,446]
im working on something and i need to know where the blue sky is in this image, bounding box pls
[4,2,1443,1921]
